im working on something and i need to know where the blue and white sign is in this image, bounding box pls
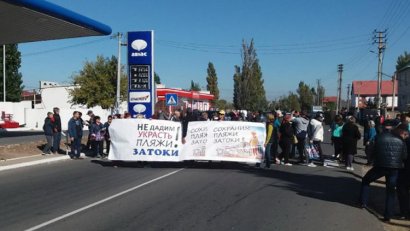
[127,31,154,118]
[165,93,178,106]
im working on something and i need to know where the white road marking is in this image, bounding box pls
[25,168,184,231]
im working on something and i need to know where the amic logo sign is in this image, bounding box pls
[131,39,148,57]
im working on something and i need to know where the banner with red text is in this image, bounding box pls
[108,120,265,163]
[182,121,265,163]
[108,119,183,162]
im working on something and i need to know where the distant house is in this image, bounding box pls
[351,80,398,109]
[397,65,410,111]
[21,90,41,105]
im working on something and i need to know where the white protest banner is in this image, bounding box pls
[108,119,183,162]
[183,121,266,163]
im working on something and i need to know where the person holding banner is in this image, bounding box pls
[279,114,294,166]
[218,110,226,121]
[104,115,112,156]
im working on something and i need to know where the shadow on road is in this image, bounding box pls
[90,158,407,225]
[0,131,44,138]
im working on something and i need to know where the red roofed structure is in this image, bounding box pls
[156,87,215,112]
[322,96,337,103]
[351,80,398,108]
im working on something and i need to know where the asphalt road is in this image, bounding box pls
[0,158,384,231]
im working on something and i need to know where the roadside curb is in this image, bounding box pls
[0,155,71,172]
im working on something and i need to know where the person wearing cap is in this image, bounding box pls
[52,107,62,154]
[218,110,225,121]
[359,121,408,222]
[42,112,54,155]
[342,116,361,170]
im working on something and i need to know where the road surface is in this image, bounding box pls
[0,158,384,231]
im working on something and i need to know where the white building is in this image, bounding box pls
[0,82,127,130]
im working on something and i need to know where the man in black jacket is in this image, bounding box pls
[359,120,408,222]
[52,107,62,154]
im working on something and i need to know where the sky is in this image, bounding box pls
[19,0,410,101]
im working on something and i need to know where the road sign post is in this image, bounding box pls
[165,93,178,106]
[127,31,154,118]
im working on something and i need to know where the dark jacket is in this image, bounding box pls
[43,117,54,136]
[91,123,105,141]
[373,131,407,169]
[342,122,361,155]
[53,113,62,132]
[68,118,83,139]
[279,122,293,143]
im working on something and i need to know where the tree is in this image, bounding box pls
[396,51,410,71]
[297,81,315,111]
[0,44,24,102]
[233,65,242,109]
[215,99,234,110]
[324,102,336,111]
[69,55,127,109]
[206,62,219,104]
[190,80,201,91]
[154,72,161,84]
[274,92,301,112]
[232,39,267,111]
[317,85,325,105]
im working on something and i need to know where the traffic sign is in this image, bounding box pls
[165,93,178,106]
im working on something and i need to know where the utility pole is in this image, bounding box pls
[2,45,5,102]
[336,64,343,114]
[316,79,320,105]
[392,72,396,114]
[373,30,387,114]
[113,33,127,114]
[346,84,351,109]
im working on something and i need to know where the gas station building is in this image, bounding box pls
[156,86,214,112]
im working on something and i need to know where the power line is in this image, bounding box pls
[22,37,111,57]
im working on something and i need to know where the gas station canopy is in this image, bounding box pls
[0,0,112,44]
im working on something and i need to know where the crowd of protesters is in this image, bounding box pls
[41,107,410,221]
[42,109,115,160]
